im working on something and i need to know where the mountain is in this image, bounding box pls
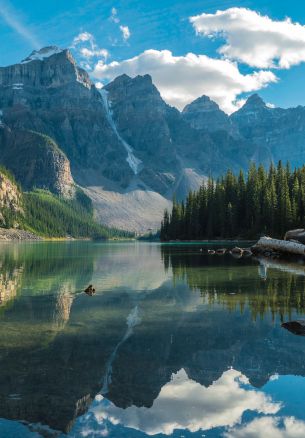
[182,95,236,134]
[2,46,305,232]
[0,47,246,232]
[231,94,305,168]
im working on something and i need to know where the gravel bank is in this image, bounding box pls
[0,228,41,241]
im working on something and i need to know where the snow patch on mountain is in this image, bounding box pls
[21,46,64,64]
[100,88,142,175]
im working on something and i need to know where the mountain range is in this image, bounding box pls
[1,46,305,232]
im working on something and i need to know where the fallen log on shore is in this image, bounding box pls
[253,236,305,257]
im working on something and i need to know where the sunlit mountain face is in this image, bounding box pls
[1,242,305,437]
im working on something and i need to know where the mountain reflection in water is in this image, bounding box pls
[0,242,305,437]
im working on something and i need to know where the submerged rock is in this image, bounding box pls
[282,320,305,336]
[208,249,216,255]
[231,247,244,255]
[216,249,227,255]
[84,285,96,296]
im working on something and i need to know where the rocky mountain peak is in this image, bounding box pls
[242,94,267,110]
[105,73,158,98]
[181,94,236,134]
[183,95,221,114]
[21,46,65,64]
[0,46,92,90]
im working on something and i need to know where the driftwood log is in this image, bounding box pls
[254,236,305,256]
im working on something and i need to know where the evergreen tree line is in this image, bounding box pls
[161,162,305,241]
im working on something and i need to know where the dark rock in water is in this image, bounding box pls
[216,248,226,255]
[282,320,305,336]
[230,252,243,259]
[231,247,243,255]
[243,249,252,257]
[284,229,305,244]
[84,285,95,296]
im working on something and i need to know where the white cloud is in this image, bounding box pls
[72,31,94,46]
[93,49,277,113]
[109,7,131,42]
[190,8,305,69]
[120,25,130,41]
[0,0,40,48]
[70,369,280,436]
[80,47,109,59]
[72,31,109,66]
[225,416,305,438]
[110,7,120,24]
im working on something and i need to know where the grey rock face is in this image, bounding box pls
[182,95,236,135]
[104,74,250,197]
[231,95,305,169]
[0,47,132,190]
[104,74,179,194]
[0,125,75,197]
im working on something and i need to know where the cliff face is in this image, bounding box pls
[0,170,23,227]
[0,47,131,189]
[0,126,75,197]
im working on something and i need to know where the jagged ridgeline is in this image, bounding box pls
[161,161,305,240]
[4,47,305,233]
[0,166,132,239]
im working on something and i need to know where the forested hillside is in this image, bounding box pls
[161,162,305,240]
[23,190,132,239]
[0,166,132,239]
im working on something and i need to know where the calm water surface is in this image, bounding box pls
[0,241,305,437]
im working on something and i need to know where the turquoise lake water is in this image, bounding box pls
[0,241,305,437]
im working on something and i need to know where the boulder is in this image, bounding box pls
[216,248,227,255]
[208,249,216,255]
[231,247,243,255]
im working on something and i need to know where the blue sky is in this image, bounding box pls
[1,0,305,112]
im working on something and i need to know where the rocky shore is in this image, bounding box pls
[0,228,41,241]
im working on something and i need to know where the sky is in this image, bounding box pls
[1,0,305,113]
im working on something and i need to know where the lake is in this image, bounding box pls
[0,241,305,437]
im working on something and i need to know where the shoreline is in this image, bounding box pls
[0,228,42,241]
[0,228,137,242]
